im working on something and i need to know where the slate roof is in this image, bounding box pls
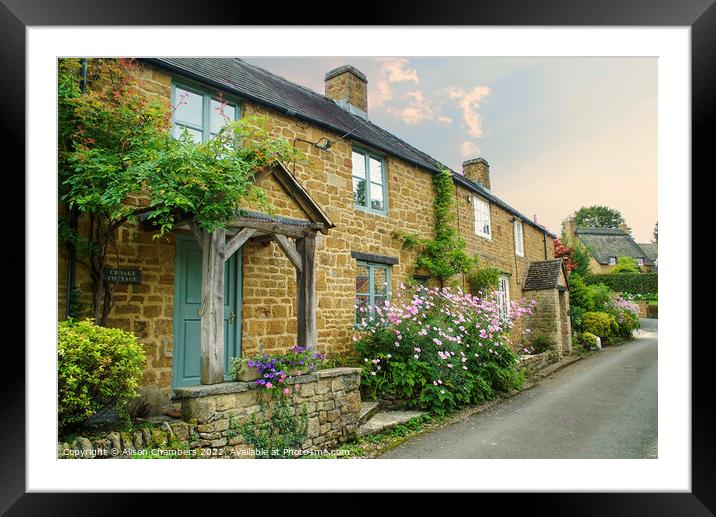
[523,260,567,291]
[575,227,654,265]
[142,57,556,238]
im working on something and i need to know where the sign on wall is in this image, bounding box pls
[102,268,142,284]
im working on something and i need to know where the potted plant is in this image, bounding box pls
[229,356,261,382]
[278,345,325,377]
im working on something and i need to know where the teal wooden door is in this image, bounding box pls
[172,234,242,388]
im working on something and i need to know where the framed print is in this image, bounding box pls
[4,0,713,513]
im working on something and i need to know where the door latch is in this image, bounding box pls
[229,312,237,324]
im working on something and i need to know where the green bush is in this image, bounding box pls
[579,332,599,350]
[584,273,657,296]
[612,256,640,274]
[581,312,618,338]
[58,319,146,433]
[568,274,613,332]
[466,265,501,297]
[530,335,554,354]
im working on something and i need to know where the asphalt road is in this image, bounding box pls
[381,319,658,459]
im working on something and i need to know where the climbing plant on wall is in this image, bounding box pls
[393,167,476,288]
[59,58,303,325]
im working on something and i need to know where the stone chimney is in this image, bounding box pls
[618,222,629,233]
[563,216,577,238]
[325,65,368,119]
[462,158,490,190]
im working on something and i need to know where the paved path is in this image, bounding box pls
[381,320,658,459]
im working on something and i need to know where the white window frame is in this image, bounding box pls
[635,257,645,266]
[514,219,524,257]
[497,274,510,319]
[608,257,617,265]
[473,196,492,239]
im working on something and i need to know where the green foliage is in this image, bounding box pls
[577,331,599,351]
[560,232,591,277]
[58,58,302,324]
[466,264,501,297]
[581,312,618,338]
[229,391,308,458]
[530,335,554,354]
[394,167,474,287]
[573,205,629,233]
[612,256,640,274]
[652,222,658,244]
[58,319,146,434]
[584,273,657,295]
[569,274,612,313]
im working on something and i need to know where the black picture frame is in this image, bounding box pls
[4,0,712,513]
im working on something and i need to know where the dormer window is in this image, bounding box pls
[636,257,645,266]
[608,257,617,265]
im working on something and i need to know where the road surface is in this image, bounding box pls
[381,319,658,459]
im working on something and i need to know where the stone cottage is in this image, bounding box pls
[58,58,571,415]
[564,217,655,273]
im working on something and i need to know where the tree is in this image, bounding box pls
[554,238,576,272]
[652,222,658,244]
[573,205,629,233]
[59,58,301,325]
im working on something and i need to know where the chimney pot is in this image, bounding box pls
[462,157,490,190]
[325,65,368,117]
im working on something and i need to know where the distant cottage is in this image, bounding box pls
[564,217,655,273]
[58,58,572,414]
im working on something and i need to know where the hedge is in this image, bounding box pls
[583,273,657,295]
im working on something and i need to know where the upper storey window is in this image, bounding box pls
[172,82,239,143]
[474,196,491,239]
[352,148,387,215]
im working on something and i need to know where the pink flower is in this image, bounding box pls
[265,382,273,388]
[283,388,290,396]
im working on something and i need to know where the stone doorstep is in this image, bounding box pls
[357,409,428,438]
[358,401,380,427]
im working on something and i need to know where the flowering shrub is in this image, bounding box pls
[607,297,641,338]
[353,285,535,415]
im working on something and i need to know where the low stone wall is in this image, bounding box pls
[57,418,191,459]
[518,351,557,373]
[175,367,362,457]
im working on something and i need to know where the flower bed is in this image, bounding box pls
[354,285,535,415]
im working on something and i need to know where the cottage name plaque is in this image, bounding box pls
[102,268,142,284]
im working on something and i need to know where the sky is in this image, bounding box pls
[247,57,657,243]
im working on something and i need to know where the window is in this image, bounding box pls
[352,148,387,214]
[355,261,390,324]
[636,257,645,266]
[497,275,510,319]
[608,257,617,265]
[474,196,491,239]
[514,220,524,257]
[413,276,429,287]
[172,82,239,143]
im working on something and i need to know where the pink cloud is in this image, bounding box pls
[460,141,480,158]
[374,58,419,107]
[447,85,491,137]
[387,91,433,124]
